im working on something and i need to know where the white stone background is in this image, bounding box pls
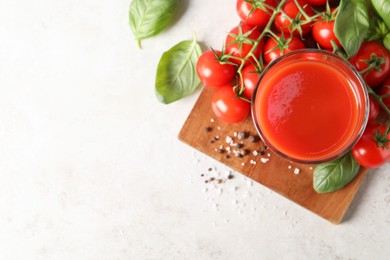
[0,0,389,259]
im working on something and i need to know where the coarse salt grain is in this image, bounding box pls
[253,150,259,156]
[294,168,301,174]
[250,160,257,165]
[226,136,233,144]
[260,158,270,163]
[210,118,215,122]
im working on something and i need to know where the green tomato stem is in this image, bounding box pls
[237,0,288,97]
[367,85,390,118]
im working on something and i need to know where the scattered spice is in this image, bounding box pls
[225,136,233,144]
[260,158,270,163]
[241,149,250,156]
[248,135,260,143]
[236,143,244,149]
[204,126,212,133]
[237,131,249,140]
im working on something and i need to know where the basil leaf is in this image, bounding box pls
[334,0,370,58]
[129,0,179,48]
[155,38,202,104]
[384,32,390,52]
[313,153,360,193]
[371,0,390,29]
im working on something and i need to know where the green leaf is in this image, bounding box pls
[334,0,370,58]
[384,32,390,52]
[371,0,390,29]
[313,153,360,193]
[155,38,202,104]
[129,0,179,48]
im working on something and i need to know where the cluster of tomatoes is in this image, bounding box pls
[195,0,390,168]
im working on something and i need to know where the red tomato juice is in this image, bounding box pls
[253,51,368,163]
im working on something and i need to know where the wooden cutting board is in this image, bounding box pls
[178,87,368,224]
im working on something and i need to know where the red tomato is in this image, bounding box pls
[312,20,341,49]
[236,0,277,27]
[368,96,380,123]
[379,77,390,110]
[241,63,261,99]
[274,0,315,36]
[211,86,250,124]
[263,34,305,64]
[225,25,264,66]
[196,50,237,87]
[349,42,390,87]
[352,124,390,168]
[305,0,327,5]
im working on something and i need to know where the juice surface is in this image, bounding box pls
[254,60,359,161]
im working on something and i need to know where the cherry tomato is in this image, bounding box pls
[379,77,390,110]
[352,124,390,168]
[236,0,277,27]
[274,0,315,36]
[211,86,250,124]
[349,41,390,87]
[196,50,237,87]
[312,19,341,49]
[368,96,380,123]
[225,25,264,66]
[305,0,327,6]
[241,63,261,99]
[263,34,305,64]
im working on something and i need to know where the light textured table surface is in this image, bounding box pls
[1,0,389,259]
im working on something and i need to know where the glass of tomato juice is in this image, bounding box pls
[251,49,369,164]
